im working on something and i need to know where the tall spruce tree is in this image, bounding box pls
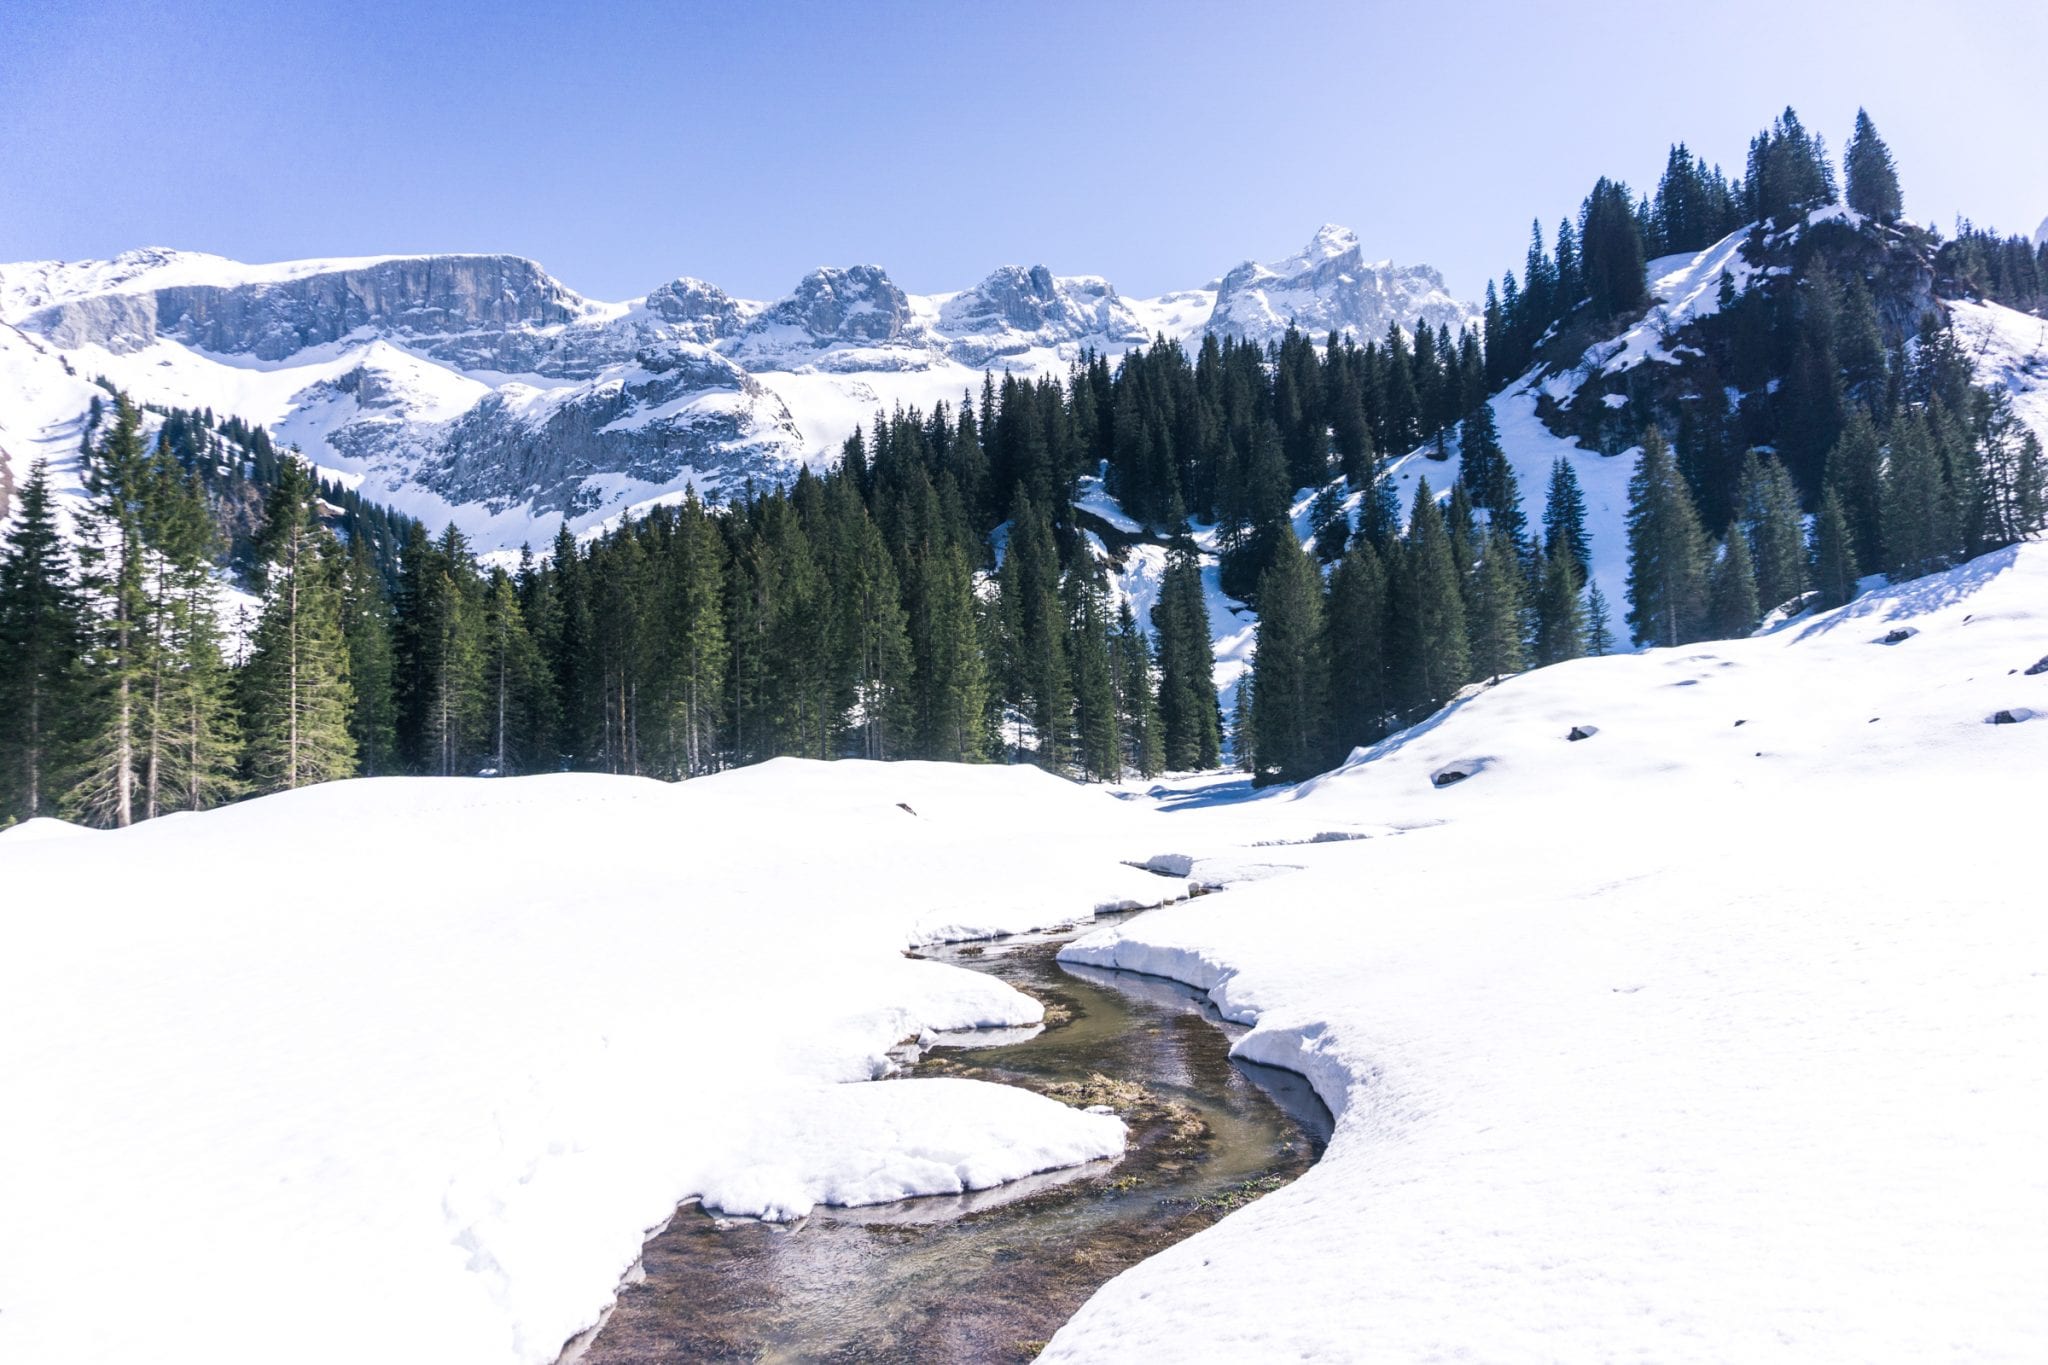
[68,398,153,826]
[1324,540,1391,751]
[0,458,85,823]
[1391,478,1470,715]
[1542,457,1591,584]
[1584,580,1616,656]
[242,457,357,792]
[1843,109,1903,222]
[1811,488,1861,609]
[1466,530,1527,681]
[1707,535,1761,639]
[1153,538,1221,770]
[1247,530,1329,786]
[1625,428,1710,647]
[1532,544,1587,666]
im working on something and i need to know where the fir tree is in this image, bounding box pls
[0,459,86,823]
[241,457,357,792]
[1067,567,1122,781]
[1707,535,1761,638]
[1625,428,1709,647]
[1542,457,1591,584]
[1324,540,1390,751]
[1736,452,1808,614]
[1843,109,1903,222]
[339,537,397,776]
[1825,407,1886,572]
[1466,530,1526,681]
[1110,598,1162,779]
[68,398,153,827]
[1811,488,1861,610]
[1153,538,1221,770]
[1584,580,1616,656]
[1391,478,1469,715]
[1532,544,1587,666]
[1247,530,1329,785]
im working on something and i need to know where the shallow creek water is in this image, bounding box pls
[568,920,1330,1363]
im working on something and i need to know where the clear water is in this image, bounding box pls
[569,924,1330,1363]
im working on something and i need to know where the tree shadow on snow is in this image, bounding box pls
[1792,546,2018,643]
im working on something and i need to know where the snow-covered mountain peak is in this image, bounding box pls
[768,265,918,345]
[1296,222,1364,264]
[2035,213,2047,250]
[936,264,1149,364]
[1205,226,1476,347]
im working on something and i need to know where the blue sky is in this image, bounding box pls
[2,0,2042,302]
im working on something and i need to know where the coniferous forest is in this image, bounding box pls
[3,105,2044,823]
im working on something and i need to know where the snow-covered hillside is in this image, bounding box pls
[0,229,1465,551]
[0,762,1176,1365]
[1049,541,2048,1361]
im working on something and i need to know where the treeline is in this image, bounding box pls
[1937,221,2048,315]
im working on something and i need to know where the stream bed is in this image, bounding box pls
[568,922,1329,1363]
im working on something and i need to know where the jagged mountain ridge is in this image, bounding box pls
[0,229,1474,549]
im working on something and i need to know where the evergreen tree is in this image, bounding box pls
[68,398,153,826]
[1391,478,1469,715]
[1532,544,1587,666]
[1843,109,1903,222]
[1247,530,1329,785]
[1825,407,1886,572]
[1880,411,1951,579]
[1067,567,1121,781]
[1625,428,1710,647]
[0,459,86,823]
[1153,538,1222,770]
[241,457,357,792]
[1584,580,1616,656]
[1811,488,1861,610]
[1542,457,1591,584]
[339,537,397,775]
[1736,452,1809,614]
[1466,529,1526,681]
[1110,598,1162,778]
[481,568,548,774]
[1324,540,1391,751]
[1707,535,1761,638]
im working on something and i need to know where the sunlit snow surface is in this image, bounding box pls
[1049,543,2048,1362]
[4,548,2047,1363]
[0,762,1165,1364]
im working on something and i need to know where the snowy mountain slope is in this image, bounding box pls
[0,322,108,528]
[1951,296,2048,445]
[0,761,1178,1365]
[1206,223,1477,345]
[1051,542,2048,1361]
[0,228,1469,551]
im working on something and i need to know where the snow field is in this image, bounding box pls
[0,760,1175,1365]
[1045,543,2048,1361]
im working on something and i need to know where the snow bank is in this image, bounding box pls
[1049,544,2048,1362]
[0,760,1172,1365]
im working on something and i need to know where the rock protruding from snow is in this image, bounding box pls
[1205,224,1476,348]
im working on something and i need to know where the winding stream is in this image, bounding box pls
[568,921,1328,1363]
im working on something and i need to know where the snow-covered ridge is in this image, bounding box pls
[0,228,1472,551]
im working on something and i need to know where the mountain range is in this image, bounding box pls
[0,227,1473,549]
